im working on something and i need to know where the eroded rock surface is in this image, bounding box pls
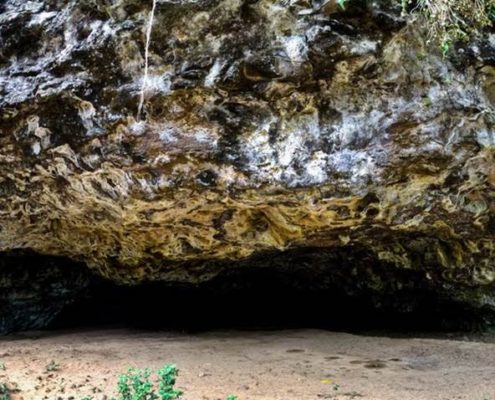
[0,0,495,327]
[0,251,91,333]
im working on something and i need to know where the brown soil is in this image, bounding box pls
[0,329,494,400]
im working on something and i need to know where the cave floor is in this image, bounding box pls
[0,329,494,400]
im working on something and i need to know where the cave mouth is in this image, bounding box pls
[1,250,494,335]
[51,273,493,334]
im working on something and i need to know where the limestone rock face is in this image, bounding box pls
[0,0,495,319]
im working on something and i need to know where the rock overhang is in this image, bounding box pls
[0,0,494,321]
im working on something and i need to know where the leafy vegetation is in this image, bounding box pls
[156,365,183,400]
[116,364,183,400]
[341,0,495,54]
[407,0,495,55]
[80,364,236,400]
[0,383,10,400]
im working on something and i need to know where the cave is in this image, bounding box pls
[2,250,492,336]
[1,0,495,339]
[2,0,495,397]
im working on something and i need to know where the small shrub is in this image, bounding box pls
[117,368,156,400]
[157,365,183,400]
[116,364,183,400]
[0,383,10,400]
[114,365,234,400]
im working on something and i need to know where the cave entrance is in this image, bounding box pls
[50,272,489,333]
[0,250,493,335]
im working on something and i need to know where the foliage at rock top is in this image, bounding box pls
[386,0,495,54]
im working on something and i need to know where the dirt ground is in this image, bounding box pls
[0,329,494,400]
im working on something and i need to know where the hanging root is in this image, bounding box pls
[137,0,157,121]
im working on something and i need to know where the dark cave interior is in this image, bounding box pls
[52,278,490,334]
[0,250,493,335]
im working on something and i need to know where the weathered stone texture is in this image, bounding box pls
[0,0,494,318]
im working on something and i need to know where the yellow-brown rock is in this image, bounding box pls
[0,0,494,332]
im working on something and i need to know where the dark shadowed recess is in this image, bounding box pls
[0,250,494,335]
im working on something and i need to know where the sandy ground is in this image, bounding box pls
[0,329,494,400]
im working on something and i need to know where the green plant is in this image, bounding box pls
[157,365,183,400]
[117,368,157,400]
[402,0,495,56]
[115,365,234,400]
[116,364,184,400]
[0,383,10,400]
[45,360,60,372]
[346,0,495,53]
